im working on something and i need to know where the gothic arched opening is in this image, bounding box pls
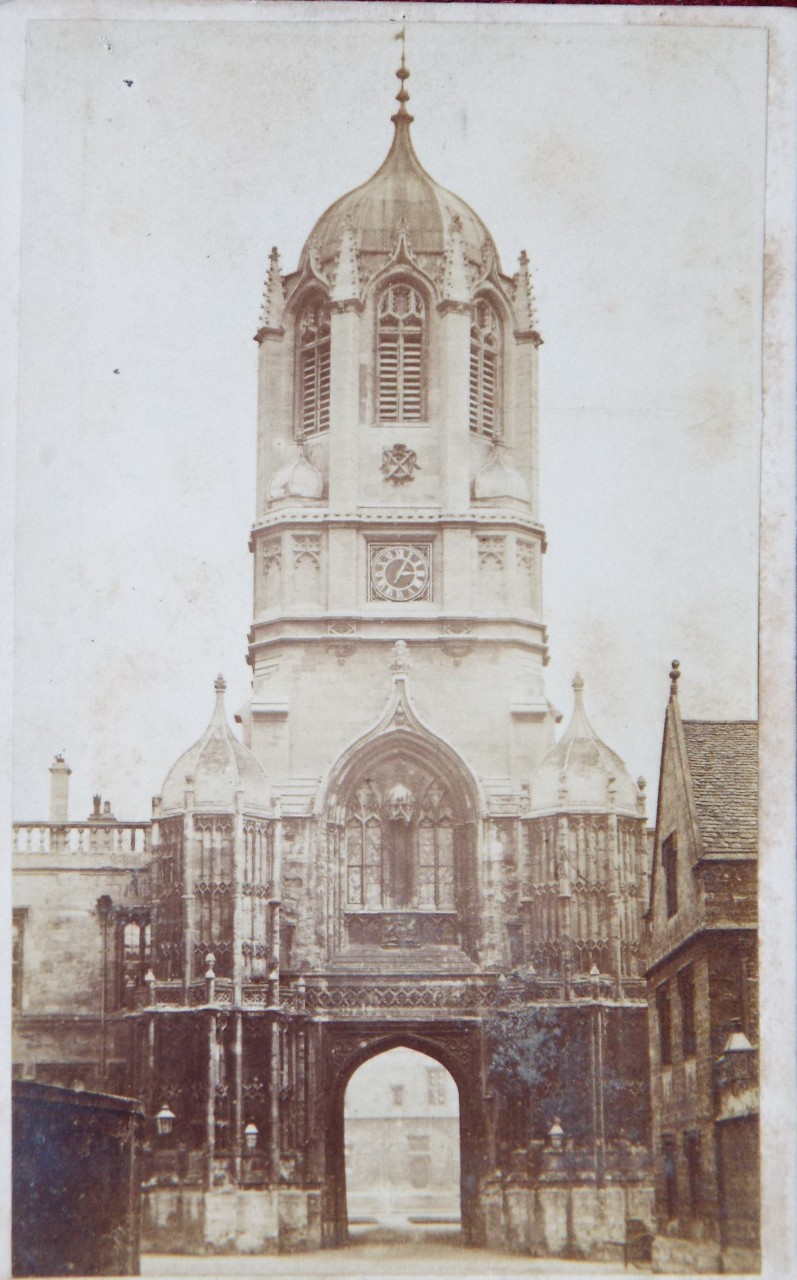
[324,730,480,962]
[344,1046,461,1237]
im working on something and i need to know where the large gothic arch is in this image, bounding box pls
[324,735,480,961]
[320,1025,488,1247]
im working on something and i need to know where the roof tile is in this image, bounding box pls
[681,721,758,858]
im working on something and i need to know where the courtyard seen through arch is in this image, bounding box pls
[344,1047,461,1238]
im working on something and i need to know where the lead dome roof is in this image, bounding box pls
[531,675,641,815]
[298,63,499,282]
[159,676,270,815]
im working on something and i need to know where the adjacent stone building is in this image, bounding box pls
[645,662,759,1274]
[13,57,657,1262]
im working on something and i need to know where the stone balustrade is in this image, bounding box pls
[13,822,151,857]
[124,968,648,1015]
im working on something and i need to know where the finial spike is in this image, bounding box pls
[572,672,585,694]
[669,660,681,698]
[213,674,227,720]
[391,27,413,125]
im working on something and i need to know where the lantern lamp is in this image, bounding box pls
[548,1116,565,1150]
[155,1103,176,1136]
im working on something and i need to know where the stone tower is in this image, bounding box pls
[244,56,556,975]
[110,56,654,1257]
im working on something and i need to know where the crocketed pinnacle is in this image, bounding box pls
[259,247,285,330]
[514,250,538,332]
[442,216,470,304]
[331,218,361,303]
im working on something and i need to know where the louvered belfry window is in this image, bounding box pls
[298,301,331,437]
[377,283,425,422]
[469,299,501,438]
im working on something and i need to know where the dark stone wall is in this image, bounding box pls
[12,1081,143,1277]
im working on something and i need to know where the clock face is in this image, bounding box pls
[370,544,431,602]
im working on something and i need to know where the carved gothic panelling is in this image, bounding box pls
[345,911,459,949]
[291,534,322,604]
[516,538,538,611]
[476,535,505,607]
[477,535,505,567]
[261,538,282,611]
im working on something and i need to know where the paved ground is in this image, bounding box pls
[142,1217,648,1278]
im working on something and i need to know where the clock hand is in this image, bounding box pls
[394,557,417,586]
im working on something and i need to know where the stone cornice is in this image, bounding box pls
[644,924,757,979]
[248,616,548,640]
[250,509,547,537]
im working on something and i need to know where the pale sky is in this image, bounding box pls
[12,13,767,823]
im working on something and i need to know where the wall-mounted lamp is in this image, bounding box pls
[155,1103,176,1136]
[244,1122,259,1151]
[548,1116,565,1151]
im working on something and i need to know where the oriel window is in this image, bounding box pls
[377,283,425,422]
[298,301,331,437]
[469,299,501,438]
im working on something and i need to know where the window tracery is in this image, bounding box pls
[343,767,456,912]
[377,283,425,422]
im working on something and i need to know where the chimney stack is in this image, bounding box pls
[49,755,71,824]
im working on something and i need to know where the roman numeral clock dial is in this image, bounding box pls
[370,544,431,602]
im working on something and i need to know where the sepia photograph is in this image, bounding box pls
[4,3,795,1277]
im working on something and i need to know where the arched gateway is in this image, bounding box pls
[107,53,654,1263]
[325,1032,484,1245]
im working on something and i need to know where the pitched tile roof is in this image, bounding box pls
[681,721,758,857]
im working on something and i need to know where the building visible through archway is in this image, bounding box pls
[345,1047,460,1234]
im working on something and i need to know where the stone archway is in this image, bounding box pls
[320,1023,488,1248]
